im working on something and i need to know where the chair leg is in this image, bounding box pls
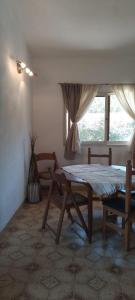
[39,184,42,201]
[125,217,130,251]
[88,189,93,243]
[122,218,132,230]
[55,196,66,244]
[66,207,74,223]
[42,196,51,230]
[103,207,107,239]
[122,218,125,229]
[72,197,89,237]
[42,181,54,230]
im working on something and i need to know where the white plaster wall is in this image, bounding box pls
[0,0,32,231]
[32,55,135,167]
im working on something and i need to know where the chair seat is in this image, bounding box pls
[119,189,135,196]
[68,193,88,206]
[39,171,51,180]
[92,193,103,201]
[71,184,105,200]
[103,196,135,213]
[42,171,90,244]
[52,192,88,208]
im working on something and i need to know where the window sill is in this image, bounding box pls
[81,141,129,147]
[106,141,129,146]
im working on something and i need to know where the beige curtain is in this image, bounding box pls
[61,83,98,160]
[76,84,98,121]
[61,83,82,159]
[113,85,135,150]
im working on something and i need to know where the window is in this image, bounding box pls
[66,94,134,143]
[78,97,105,142]
[109,95,134,142]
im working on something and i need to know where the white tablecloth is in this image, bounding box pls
[62,164,135,196]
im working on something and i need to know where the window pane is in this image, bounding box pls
[109,95,134,142]
[78,97,105,142]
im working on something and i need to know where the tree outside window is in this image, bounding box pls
[66,95,134,143]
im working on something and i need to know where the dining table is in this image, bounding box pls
[61,163,135,242]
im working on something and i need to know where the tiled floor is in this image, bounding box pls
[0,192,135,300]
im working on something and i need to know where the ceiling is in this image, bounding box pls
[14,0,135,57]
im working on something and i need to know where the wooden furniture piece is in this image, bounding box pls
[35,152,58,199]
[132,151,135,168]
[42,172,92,244]
[103,160,135,251]
[88,147,112,202]
[119,150,135,196]
[88,147,112,165]
[62,163,135,241]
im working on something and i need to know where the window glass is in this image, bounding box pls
[109,95,134,142]
[78,97,105,142]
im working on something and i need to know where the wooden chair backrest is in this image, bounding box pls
[88,147,112,165]
[125,160,135,214]
[52,172,71,194]
[132,151,135,169]
[35,152,58,171]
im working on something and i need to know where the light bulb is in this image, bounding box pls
[29,71,34,76]
[20,61,26,69]
[25,67,30,74]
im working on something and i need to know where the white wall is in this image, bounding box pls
[32,55,135,167]
[0,0,32,231]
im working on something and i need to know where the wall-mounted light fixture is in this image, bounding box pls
[16,60,37,77]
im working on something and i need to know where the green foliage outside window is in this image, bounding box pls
[78,96,134,142]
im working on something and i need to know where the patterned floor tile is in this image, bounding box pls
[47,251,63,261]
[8,267,32,284]
[48,283,73,300]
[0,197,135,300]
[74,283,98,300]
[26,282,48,300]
[18,233,33,242]
[40,275,60,289]
[0,281,25,299]
[99,282,122,300]
[0,255,12,267]
[76,268,95,285]
[53,268,75,283]
[88,276,106,291]
[0,274,14,288]
[86,251,101,262]
[114,293,134,300]
[0,240,10,250]
[9,250,25,261]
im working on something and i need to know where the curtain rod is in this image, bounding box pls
[58,83,135,85]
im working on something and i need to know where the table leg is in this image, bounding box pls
[88,187,93,243]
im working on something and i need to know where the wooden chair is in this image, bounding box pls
[103,160,135,251]
[35,152,58,199]
[119,150,135,196]
[42,172,92,244]
[88,147,112,165]
[87,147,112,202]
[132,151,135,168]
